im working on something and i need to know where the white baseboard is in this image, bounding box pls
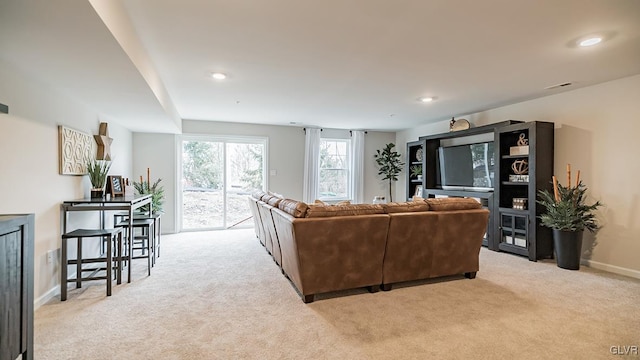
[582,259,640,280]
[34,286,59,310]
[34,270,79,310]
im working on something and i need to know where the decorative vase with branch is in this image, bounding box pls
[537,164,602,270]
[374,143,405,202]
[86,159,111,198]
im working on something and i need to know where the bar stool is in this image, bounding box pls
[60,228,123,301]
[116,218,154,276]
[114,211,162,265]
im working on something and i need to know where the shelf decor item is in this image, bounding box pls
[537,164,602,270]
[509,159,529,182]
[512,197,528,210]
[374,143,405,202]
[510,133,530,155]
[410,165,422,180]
[449,117,471,132]
[415,147,423,162]
[86,159,112,198]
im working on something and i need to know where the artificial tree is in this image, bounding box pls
[374,143,405,202]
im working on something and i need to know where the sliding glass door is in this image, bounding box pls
[180,136,266,231]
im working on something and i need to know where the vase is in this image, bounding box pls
[90,188,104,199]
[553,229,583,270]
[372,196,386,204]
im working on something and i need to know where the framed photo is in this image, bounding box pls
[414,185,423,197]
[107,175,124,197]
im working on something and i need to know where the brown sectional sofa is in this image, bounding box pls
[249,192,489,303]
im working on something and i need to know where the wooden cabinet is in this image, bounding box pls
[495,121,554,260]
[0,214,34,360]
[405,140,425,201]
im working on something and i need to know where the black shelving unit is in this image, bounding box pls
[495,121,555,261]
[405,140,425,201]
[411,120,555,259]
[417,120,522,250]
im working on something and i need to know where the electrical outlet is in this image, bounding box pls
[46,250,57,264]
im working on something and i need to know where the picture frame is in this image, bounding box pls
[107,175,125,197]
[414,185,423,197]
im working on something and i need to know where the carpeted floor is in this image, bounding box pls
[35,229,640,359]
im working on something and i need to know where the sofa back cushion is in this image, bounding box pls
[426,197,482,211]
[305,204,384,217]
[266,196,283,207]
[252,190,267,200]
[382,200,430,213]
[278,199,309,218]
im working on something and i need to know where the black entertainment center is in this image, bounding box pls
[405,120,554,260]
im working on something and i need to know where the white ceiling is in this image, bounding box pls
[1,0,639,133]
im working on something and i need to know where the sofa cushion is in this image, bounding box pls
[252,190,267,200]
[382,200,430,213]
[266,196,282,207]
[278,199,309,218]
[305,204,384,217]
[426,197,482,211]
[314,199,351,206]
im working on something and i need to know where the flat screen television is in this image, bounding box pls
[438,142,495,192]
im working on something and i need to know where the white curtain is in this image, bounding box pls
[350,130,365,203]
[302,128,321,203]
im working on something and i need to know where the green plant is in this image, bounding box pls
[410,165,422,178]
[537,180,602,232]
[133,178,165,214]
[374,143,405,202]
[86,159,111,189]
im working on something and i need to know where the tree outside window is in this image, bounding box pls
[319,139,351,200]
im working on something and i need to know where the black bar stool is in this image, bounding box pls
[114,211,162,265]
[60,228,123,301]
[116,218,154,276]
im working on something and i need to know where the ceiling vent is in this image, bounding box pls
[544,82,573,90]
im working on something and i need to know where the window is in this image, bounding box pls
[319,138,351,200]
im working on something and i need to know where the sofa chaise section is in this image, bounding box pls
[272,203,389,303]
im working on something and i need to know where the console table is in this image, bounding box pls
[61,194,152,283]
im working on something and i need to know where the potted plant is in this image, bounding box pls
[537,166,602,270]
[410,165,422,181]
[86,159,111,198]
[374,143,405,202]
[133,177,165,214]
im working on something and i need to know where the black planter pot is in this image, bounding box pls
[90,189,104,199]
[553,229,584,270]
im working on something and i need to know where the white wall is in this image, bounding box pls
[0,60,133,306]
[397,74,640,277]
[132,132,176,233]
[133,120,395,232]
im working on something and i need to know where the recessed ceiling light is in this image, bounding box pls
[419,97,434,103]
[578,36,602,47]
[211,72,227,80]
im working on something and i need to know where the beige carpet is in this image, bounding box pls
[35,229,640,359]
